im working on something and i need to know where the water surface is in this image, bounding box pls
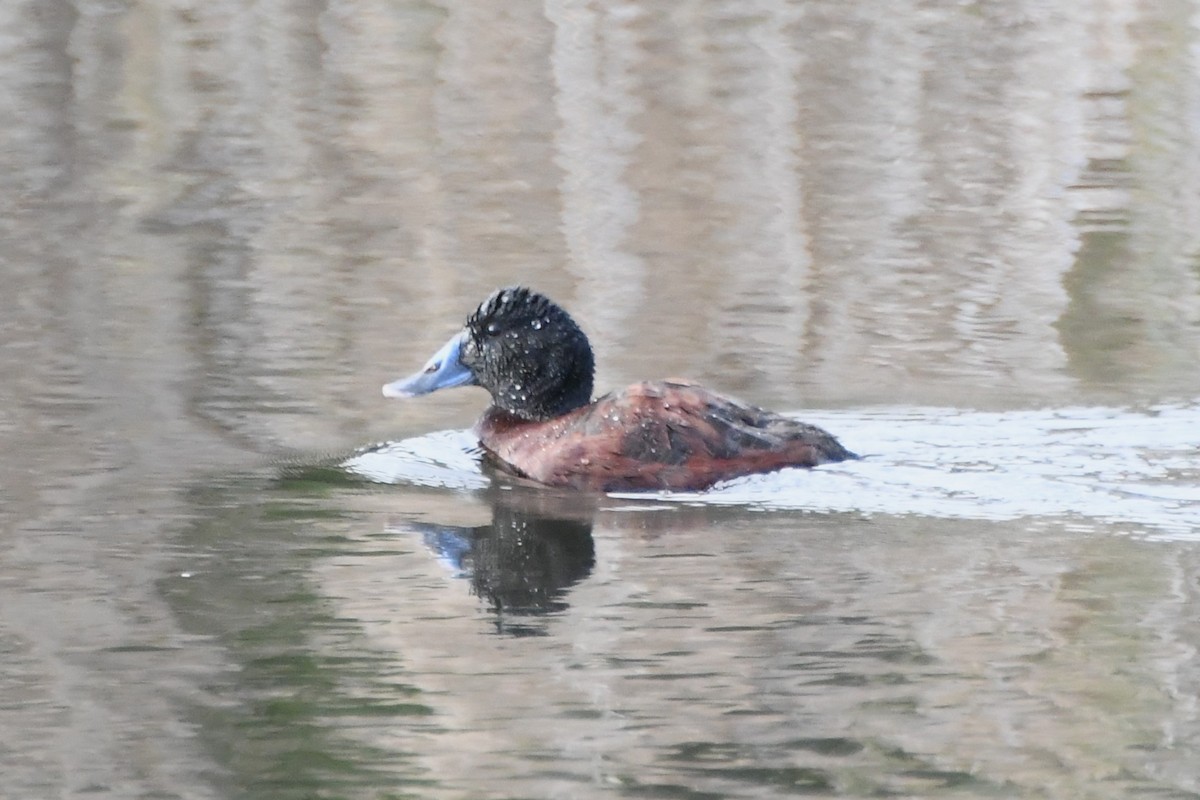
[2,1,1200,798]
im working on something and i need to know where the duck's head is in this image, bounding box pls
[383,287,595,421]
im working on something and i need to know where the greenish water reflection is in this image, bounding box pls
[160,471,1200,799]
[166,482,439,799]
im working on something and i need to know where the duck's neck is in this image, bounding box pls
[490,367,593,421]
[492,390,591,422]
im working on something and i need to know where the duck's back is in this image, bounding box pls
[478,380,856,492]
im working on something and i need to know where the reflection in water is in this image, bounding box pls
[163,473,1200,800]
[4,1,1200,799]
[408,487,597,633]
[546,0,646,344]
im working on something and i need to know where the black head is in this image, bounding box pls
[383,287,595,421]
[461,287,595,419]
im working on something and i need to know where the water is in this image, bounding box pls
[4,0,1200,797]
[166,456,1200,799]
[351,403,1200,537]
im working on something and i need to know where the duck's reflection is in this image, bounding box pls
[408,485,597,634]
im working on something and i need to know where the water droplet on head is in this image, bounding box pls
[531,319,543,330]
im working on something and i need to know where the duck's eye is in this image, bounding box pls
[485,321,501,336]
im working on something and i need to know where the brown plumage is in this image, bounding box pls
[478,380,854,491]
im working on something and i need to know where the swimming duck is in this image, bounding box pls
[383,287,856,491]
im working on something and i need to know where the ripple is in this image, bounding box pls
[621,402,1200,540]
[346,404,1200,539]
[341,429,488,490]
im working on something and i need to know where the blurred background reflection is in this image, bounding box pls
[2,1,1199,797]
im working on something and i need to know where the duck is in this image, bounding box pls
[382,287,856,492]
